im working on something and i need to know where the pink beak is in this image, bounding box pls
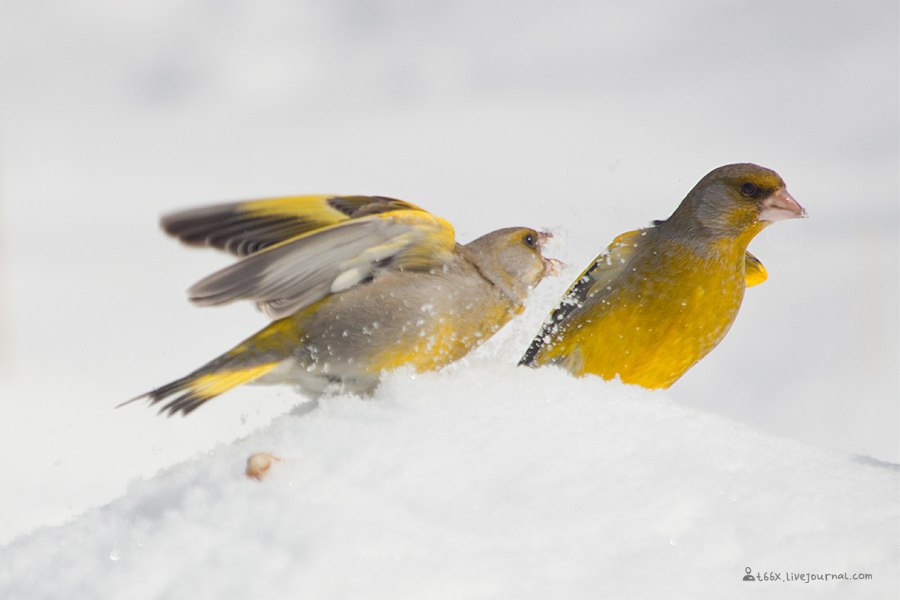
[759,188,807,223]
[537,231,564,276]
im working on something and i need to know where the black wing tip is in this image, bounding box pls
[160,204,231,236]
[521,302,572,366]
[518,341,542,367]
[162,205,309,257]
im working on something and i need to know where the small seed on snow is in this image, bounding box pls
[245,452,283,481]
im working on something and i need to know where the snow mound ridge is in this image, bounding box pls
[2,366,897,599]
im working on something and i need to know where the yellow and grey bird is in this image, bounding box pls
[124,195,560,415]
[520,163,805,388]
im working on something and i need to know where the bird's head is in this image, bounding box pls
[669,163,806,242]
[464,227,563,304]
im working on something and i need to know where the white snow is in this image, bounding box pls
[0,0,898,596]
[2,368,897,599]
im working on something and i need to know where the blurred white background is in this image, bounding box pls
[0,0,897,543]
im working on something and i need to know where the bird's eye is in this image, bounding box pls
[740,182,758,198]
[523,233,537,248]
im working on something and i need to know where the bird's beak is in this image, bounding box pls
[537,231,564,276]
[759,188,807,223]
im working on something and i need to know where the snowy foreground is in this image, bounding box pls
[2,366,897,599]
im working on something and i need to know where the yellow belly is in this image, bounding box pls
[365,302,518,373]
[550,249,748,388]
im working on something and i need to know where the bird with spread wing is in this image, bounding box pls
[124,195,560,415]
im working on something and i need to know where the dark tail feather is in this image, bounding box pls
[117,361,280,417]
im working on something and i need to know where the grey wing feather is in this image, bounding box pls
[188,218,438,319]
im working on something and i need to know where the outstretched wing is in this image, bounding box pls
[520,229,642,366]
[161,195,427,257]
[183,204,456,319]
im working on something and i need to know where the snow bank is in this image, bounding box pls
[2,366,896,599]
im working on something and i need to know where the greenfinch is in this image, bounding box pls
[124,195,559,415]
[520,163,805,388]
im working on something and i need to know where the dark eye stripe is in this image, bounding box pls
[740,182,759,198]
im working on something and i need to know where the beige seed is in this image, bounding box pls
[245,452,283,481]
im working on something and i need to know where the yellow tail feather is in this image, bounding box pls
[122,362,280,417]
[188,364,278,400]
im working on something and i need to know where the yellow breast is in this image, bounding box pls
[551,240,748,388]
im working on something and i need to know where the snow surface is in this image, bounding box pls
[2,368,898,599]
[0,0,898,594]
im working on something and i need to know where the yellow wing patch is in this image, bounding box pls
[162,195,431,257]
[236,194,348,226]
[744,252,768,287]
[380,210,456,267]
